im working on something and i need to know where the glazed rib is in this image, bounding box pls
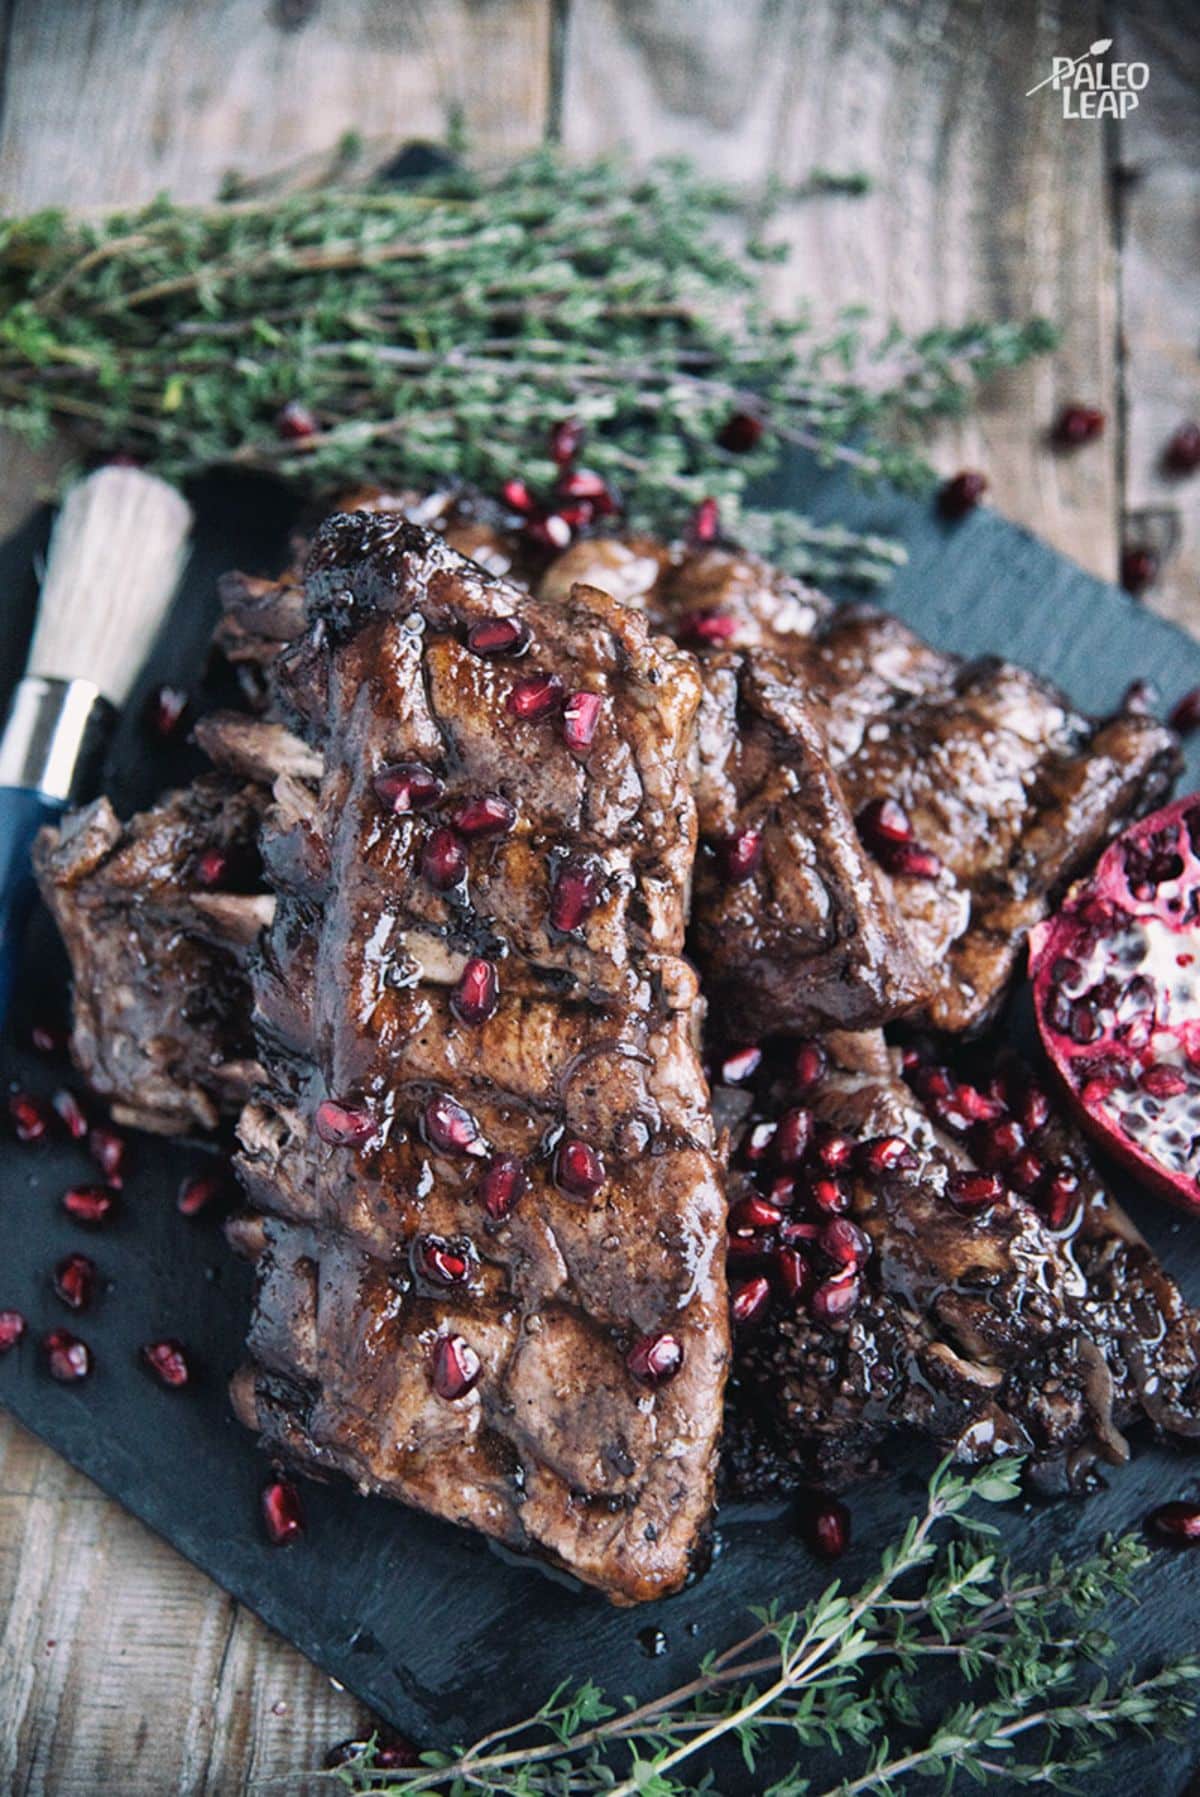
[229,516,728,1604]
[721,1033,1200,1495]
[33,775,268,1133]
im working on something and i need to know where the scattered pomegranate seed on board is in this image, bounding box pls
[261,1476,305,1544]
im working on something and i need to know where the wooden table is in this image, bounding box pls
[0,2,1196,1790]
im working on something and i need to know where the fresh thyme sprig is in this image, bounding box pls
[301,1458,1196,1796]
[0,152,1055,585]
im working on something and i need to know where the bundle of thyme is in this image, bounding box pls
[0,151,1055,586]
[311,1459,1196,1797]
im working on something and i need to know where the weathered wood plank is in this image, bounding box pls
[1113,0,1200,641]
[0,4,552,1791]
[558,0,1120,579]
[0,0,553,208]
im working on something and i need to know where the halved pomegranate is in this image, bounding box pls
[1030,792,1200,1213]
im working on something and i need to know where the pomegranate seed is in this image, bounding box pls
[509,672,564,720]
[550,858,601,934]
[774,1108,812,1167]
[816,1130,855,1172]
[678,609,737,647]
[479,1153,526,1220]
[626,1332,684,1386]
[88,1125,127,1186]
[555,1137,605,1198]
[1122,677,1160,715]
[1164,423,1200,476]
[1053,403,1106,447]
[729,1195,784,1234]
[806,1497,851,1559]
[820,1218,870,1270]
[776,1246,813,1302]
[557,499,596,530]
[142,1339,189,1388]
[1169,688,1200,734]
[792,1041,828,1093]
[1007,1148,1045,1195]
[550,417,583,465]
[718,828,763,883]
[261,1477,304,1544]
[194,847,228,887]
[717,411,765,453]
[51,1089,88,1140]
[1148,1501,1200,1544]
[780,1218,822,1244]
[719,1045,762,1085]
[731,1275,771,1326]
[62,1184,115,1225]
[971,1118,1026,1169]
[177,1171,227,1216]
[452,795,516,838]
[432,1333,482,1399]
[43,1329,91,1382]
[527,513,572,550]
[807,1176,848,1217]
[1042,1171,1081,1229]
[423,1094,486,1158]
[938,470,988,519]
[276,401,316,441]
[422,825,469,889]
[878,841,942,880]
[690,497,720,543]
[373,761,444,814]
[452,957,499,1026]
[810,1272,861,1323]
[562,690,604,754]
[557,467,618,513]
[325,1736,421,1771]
[742,1120,777,1164]
[856,796,914,849]
[0,1311,26,1352]
[53,1253,96,1312]
[946,1170,1006,1210]
[1121,545,1158,594]
[30,1021,67,1054]
[143,683,191,740]
[727,1231,771,1265]
[314,1098,374,1147]
[858,1136,917,1174]
[767,1173,799,1208]
[951,1083,1004,1123]
[467,616,530,657]
[1080,1075,1117,1108]
[9,1092,50,1142]
[1019,1086,1051,1133]
[1141,1065,1189,1099]
[415,1236,475,1286]
[501,477,535,513]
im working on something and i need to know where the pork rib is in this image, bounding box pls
[721,1032,1200,1495]
[230,515,728,1604]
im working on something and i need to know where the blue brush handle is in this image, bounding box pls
[0,785,67,1025]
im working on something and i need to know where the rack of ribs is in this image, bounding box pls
[537,535,1180,1037]
[720,1030,1200,1496]
[224,514,729,1603]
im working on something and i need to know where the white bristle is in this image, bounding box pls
[26,467,193,707]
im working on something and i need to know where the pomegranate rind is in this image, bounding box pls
[1030,791,1200,1215]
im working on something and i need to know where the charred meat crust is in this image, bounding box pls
[232,515,729,1605]
[721,1034,1200,1496]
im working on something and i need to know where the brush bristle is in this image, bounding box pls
[26,467,193,707]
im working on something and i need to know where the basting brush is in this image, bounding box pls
[0,466,193,1021]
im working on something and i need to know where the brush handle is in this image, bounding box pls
[0,786,66,1021]
[0,677,116,1028]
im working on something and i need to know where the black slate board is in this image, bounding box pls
[3,461,1200,1793]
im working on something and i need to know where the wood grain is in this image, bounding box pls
[558,0,1121,578]
[1114,0,1200,640]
